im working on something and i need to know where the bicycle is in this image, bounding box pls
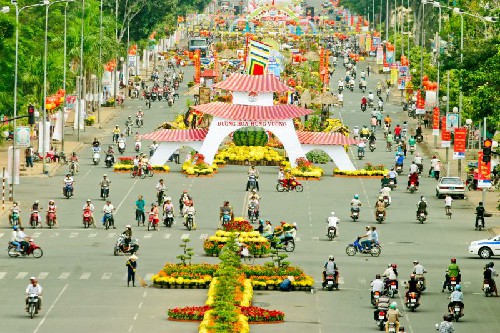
[445,205,452,219]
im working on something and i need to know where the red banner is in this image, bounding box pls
[453,127,467,159]
[433,107,440,129]
[441,129,450,141]
[477,151,491,185]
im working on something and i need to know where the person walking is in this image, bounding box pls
[126,254,138,287]
[25,146,34,169]
[173,148,180,164]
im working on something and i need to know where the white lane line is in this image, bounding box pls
[0,272,6,279]
[50,232,60,238]
[79,272,91,280]
[16,272,28,279]
[138,302,143,309]
[0,233,5,238]
[199,234,208,239]
[133,313,138,321]
[37,272,49,280]
[89,233,97,237]
[58,272,70,280]
[128,325,133,333]
[181,233,189,239]
[163,233,171,239]
[69,232,79,238]
[101,272,112,280]
[142,291,147,298]
[143,234,152,239]
[33,283,69,333]
[32,232,41,238]
[338,277,345,285]
[115,179,139,213]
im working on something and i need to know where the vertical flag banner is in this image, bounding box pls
[386,48,394,64]
[390,64,398,85]
[432,107,440,136]
[366,35,372,54]
[477,152,492,188]
[247,40,271,75]
[376,46,384,64]
[416,90,426,115]
[453,127,467,160]
[441,116,451,147]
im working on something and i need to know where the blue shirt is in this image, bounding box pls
[136,199,145,211]
[397,156,404,164]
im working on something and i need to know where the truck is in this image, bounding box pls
[188,38,208,57]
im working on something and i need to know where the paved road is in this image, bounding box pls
[2,11,500,333]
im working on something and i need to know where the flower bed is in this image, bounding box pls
[223,219,253,232]
[152,263,216,288]
[183,153,218,175]
[215,146,284,165]
[333,168,388,177]
[113,164,170,172]
[204,231,271,257]
[168,305,284,323]
[291,157,323,179]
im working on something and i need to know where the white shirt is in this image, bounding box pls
[156,183,166,192]
[413,264,426,275]
[368,93,374,100]
[371,279,384,292]
[26,284,42,295]
[82,204,95,211]
[351,199,361,207]
[414,156,423,164]
[64,177,74,185]
[430,158,439,168]
[11,230,18,242]
[445,196,453,207]
[365,229,373,240]
[383,267,397,280]
[327,216,339,228]
[409,164,419,174]
[380,187,391,197]
[103,204,114,214]
[358,142,366,148]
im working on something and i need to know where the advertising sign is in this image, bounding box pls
[453,127,467,160]
[376,46,383,65]
[441,116,450,147]
[432,107,440,136]
[446,113,460,131]
[15,126,31,148]
[477,151,492,188]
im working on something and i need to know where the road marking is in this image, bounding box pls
[145,273,153,281]
[69,232,79,238]
[133,313,138,321]
[50,232,60,238]
[199,234,208,239]
[115,179,139,213]
[79,272,91,280]
[16,272,28,279]
[163,233,171,239]
[107,232,116,238]
[32,232,41,238]
[143,234,152,239]
[0,233,4,238]
[89,233,97,237]
[128,325,133,333]
[33,283,69,333]
[181,233,189,239]
[138,302,143,309]
[0,272,6,279]
[101,272,112,280]
[357,278,367,285]
[37,272,49,280]
[58,272,70,280]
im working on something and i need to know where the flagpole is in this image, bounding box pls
[243,34,250,73]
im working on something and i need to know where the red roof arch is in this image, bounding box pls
[213,73,293,93]
[192,102,311,120]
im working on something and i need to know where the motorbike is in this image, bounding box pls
[322,274,339,291]
[327,226,337,241]
[83,209,94,228]
[476,214,485,230]
[10,211,20,226]
[105,154,114,168]
[395,164,403,175]
[357,149,364,160]
[371,290,382,307]
[134,141,141,152]
[167,96,174,107]
[387,322,397,332]
[163,211,174,228]
[375,308,387,330]
[27,293,40,318]
[69,161,77,176]
[185,212,194,231]
[151,91,158,101]
[376,212,385,224]
[369,142,376,152]
[221,213,231,226]
[103,212,114,230]
[348,82,354,92]
[126,124,132,137]
[377,88,382,97]
[247,175,257,191]
[385,280,398,298]
[407,182,417,194]
[416,163,423,175]
[445,206,452,218]
[136,116,143,127]
[173,93,179,101]
[409,145,415,154]
[416,276,426,292]
[484,279,494,297]
[147,213,159,231]
[130,166,146,179]
[351,207,360,222]
[416,134,423,143]
[276,179,303,192]
[92,148,100,165]
[101,186,109,200]
[446,276,458,292]
[63,184,74,199]
[417,211,426,224]
[452,303,462,322]
[383,196,390,208]
[118,141,126,154]
[29,211,41,228]
[361,85,366,93]
[113,234,139,256]
[388,179,395,190]
[248,204,258,223]
[46,212,56,228]
[338,86,343,94]
[368,99,374,108]
[270,236,295,252]
[346,237,381,257]
[8,239,43,258]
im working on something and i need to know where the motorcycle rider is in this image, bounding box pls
[360,225,373,250]
[136,109,144,126]
[412,260,427,288]
[386,131,394,151]
[82,199,95,225]
[10,226,21,252]
[374,292,391,321]
[92,137,100,148]
[122,225,133,249]
[387,167,397,186]
[442,258,461,292]
[413,153,423,174]
[404,274,421,305]
[361,96,367,109]
[386,302,402,332]
[326,212,339,237]
[183,200,196,229]
[483,262,499,296]
[46,200,58,227]
[353,125,360,139]
[156,179,166,203]
[9,201,21,226]
[380,185,392,205]
[179,190,192,216]
[69,152,79,173]
[357,140,366,157]
[370,274,385,302]
[248,194,260,219]
[408,135,416,150]
[383,264,399,289]
[112,125,121,143]
[100,174,111,198]
[322,255,339,286]
[102,200,116,229]
[409,161,419,174]
[105,146,115,165]
[63,173,74,196]
[350,194,362,218]
[25,277,42,313]
[246,165,260,191]
[360,125,370,139]
[416,196,428,219]
[117,133,126,150]
[475,202,486,229]
[30,200,42,227]
[134,132,142,151]
[437,314,454,333]
[374,197,386,220]
[125,116,134,133]
[407,172,419,190]
[367,90,374,106]
[380,175,390,188]
[394,124,402,141]
[448,285,464,317]
[219,200,234,224]
[148,203,160,230]
[444,194,453,215]
[395,152,404,169]
[149,141,159,157]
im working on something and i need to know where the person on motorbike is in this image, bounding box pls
[412,260,427,287]
[92,137,100,148]
[246,165,260,191]
[155,179,166,203]
[359,225,374,250]
[248,195,260,219]
[380,185,392,205]
[380,175,390,188]
[125,116,134,132]
[106,146,115,164]
[183,200,196,230]
[326,212,339,237]
[408,135,416,149]
[475,202,486,229]
[416,196,428,219]
[442,258,461,292]
[102,200,116,229]
[383,264,399,289]
[219,201,233,224]
[82,199,95,225]
[9,201,21,226]
[135,195,146,226]
[483,262,499,296]
[45,200,58,227]
[148,203,160,230]
[122,225,133,249]
[30,200,42,226]
[395,152,404,168]
[10,226,22,252]
[404,274,421,305]
[407,172,419,190]
[179,190,192,216]
[112,125,121,143]
[415,125,423,141]
[68,152,79,173]
[413,153,423,173]
[117,133,126,149]
[25,277,42,313]
[409,161,419,175]
[388,167,397,185]
[149,141,159,157]
[357,140,366,157]
[374,197,386,220]
[378,97,384,111]
[394,124,402,141]
[163,196,174,215]
[361,96,367,108]
[371,274,385,302]
[134,132,142,151]
[448,285,464,317]
[368,91,374,105]
[323,255,339,285]
[386,131,394,151]
[338,79,344,91]
[437,314,454,333]
[100,174,111,198]
[350,194,362,218]
[136,109,144,125]
[386,302,402,332]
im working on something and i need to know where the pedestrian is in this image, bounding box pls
[126,254,138,287]
[25,146,34,169]
[434,160,442,180]
[423,113,430,128]
[173,148,180,164]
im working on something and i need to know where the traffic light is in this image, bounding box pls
[482,139,492,163]
[28,104,35,125]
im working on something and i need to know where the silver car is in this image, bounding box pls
[436,177,465,199]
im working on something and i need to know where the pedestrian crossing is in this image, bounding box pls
[0,270,157,282]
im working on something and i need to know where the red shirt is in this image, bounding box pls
[394,127,401,135]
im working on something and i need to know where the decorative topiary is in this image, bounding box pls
[233,127,269,146]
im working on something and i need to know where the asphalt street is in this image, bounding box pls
[1,6,500,333]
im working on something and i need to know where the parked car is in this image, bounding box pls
[469,235,500,259]
[436,177,465,199]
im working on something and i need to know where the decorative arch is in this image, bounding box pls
[301,145,355,170]
[149,141,203,166]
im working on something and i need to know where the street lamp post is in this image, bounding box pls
[61,0,73,152]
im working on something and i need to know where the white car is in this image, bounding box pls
[469,235,500,259]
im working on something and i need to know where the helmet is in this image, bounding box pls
[128,115,132,118]
[354,194,359,199]
[126,225,131,229]
[86,199,91,202]
[451,258,456,263]
[13,226,17,231]
[183,190,188,193]
[354,125,359,128]
[34,200,39,204]
[331,212,335,216]
[378,196,383,201]
[455,285,461,291]
[259,219,264,224]
[165,196,171,201]
[103,174,107,177]
[49,200,54,204]
[252,189,257,193]
[488,262,494,268]
[328,255,334,260]
[389,302,397,310]
[391,264,397,269]
[30,277,36,281]
[376,274,381,279]
[66,173,70,177]
[413,260,419,264]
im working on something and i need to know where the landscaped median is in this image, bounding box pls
[333,163,388,178]
[112,156,170,172]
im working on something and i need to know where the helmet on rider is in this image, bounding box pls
[49,200,54,204]
[455,285,461,291]
[354,194,359,199]
[165,196,171,202]
[128,115,132,118]
[86,199,91,202]
[103,174,107,177]
[420,196,426,201]
[413,260,419,264]
[451,258,457,263]
[488,262,494,268]
[66,173,70,177]
[13,225,17,230]
[389,302,397,310]
[328,255,334,260]
[391,264,397,269]
[331,212,335,216]
[126,225,131,229]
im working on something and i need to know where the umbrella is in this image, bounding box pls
[184,84,200,96]
[312,91,339,105]
[304,51,320,61]
[219,49,236,59]
[300,89,311,108]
